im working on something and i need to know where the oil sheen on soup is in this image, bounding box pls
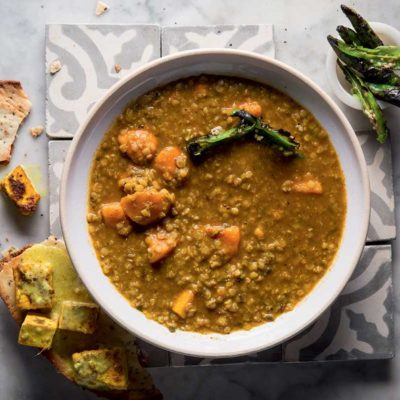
[87,76,346,334]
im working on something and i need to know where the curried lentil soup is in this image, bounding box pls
[87,75,346,334]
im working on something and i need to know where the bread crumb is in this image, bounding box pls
[95,1,109,16]
[49,60,62,75]
[30,126,44,138]
[114,64,122,73]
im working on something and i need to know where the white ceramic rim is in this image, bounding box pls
[326,22,400,110]
[61,48,370,358]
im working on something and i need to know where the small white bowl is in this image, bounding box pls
[326,22,400,110]
[61,49,370,358]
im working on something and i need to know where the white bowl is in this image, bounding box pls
[60,49,370,358]
[326,22,400,110]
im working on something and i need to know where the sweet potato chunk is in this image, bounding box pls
[100,202,132,236]
[101,202,126,228]
[217,226,241,256]
[205,225,241,257]
[193,83,208,98]
[282,174,323,194]
[292,179,323,194]
[145,230,178,263]
[238,101,262,117]
[172,289,194,318]
[120,189,174,225]
[153,146,189,184]
[118,129,158,164]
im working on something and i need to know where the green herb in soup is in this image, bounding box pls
[87,76,346,334]
[186,109,300,162]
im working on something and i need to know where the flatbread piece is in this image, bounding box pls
[0,80,32,164]
[0,237,162,399]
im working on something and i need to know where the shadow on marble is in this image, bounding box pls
[0,195,46,241]
[151,359,392,400]
[0,304,98,400]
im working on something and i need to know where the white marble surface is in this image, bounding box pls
[0,0,400,399]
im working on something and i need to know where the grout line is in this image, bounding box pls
[160,26,163,58]
[47,137,73,141]
[365,240,393,246]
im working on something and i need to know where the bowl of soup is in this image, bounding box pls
[60,49,370,357]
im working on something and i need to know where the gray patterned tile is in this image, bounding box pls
[48,140,69,238]
[283,245,393,361]
[135,338,170,368]
[162,25,275,56]
[169,345,281,367]
[357,132,396,242]
[46,24,161,138]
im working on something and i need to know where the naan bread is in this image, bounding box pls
[0,81,32,164]
[0,238,162,400]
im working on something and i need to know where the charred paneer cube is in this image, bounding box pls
[0,165,40,215]
[72,348,128,391]
[59,301,99,334]
[18,313,58,349]
[13,262,54,310]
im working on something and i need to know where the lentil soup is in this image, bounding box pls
[87,76,346,334]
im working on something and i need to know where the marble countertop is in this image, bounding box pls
[1,0,399,399]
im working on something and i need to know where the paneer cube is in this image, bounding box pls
[72,348,128,391]
[18,313,58,349]
[59,301,99,334]
[13,262,54,310]
[0,165,40,215]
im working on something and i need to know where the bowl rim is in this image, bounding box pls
[60,48,370,357]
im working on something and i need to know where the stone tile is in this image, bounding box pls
[162,25,274,56]
[46,24,161,138]
[283,245,393,361]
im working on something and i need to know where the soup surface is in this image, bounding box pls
[88,76,346,334]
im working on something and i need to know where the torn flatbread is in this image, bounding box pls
[0,238,162,400]
[0,81,32,164]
